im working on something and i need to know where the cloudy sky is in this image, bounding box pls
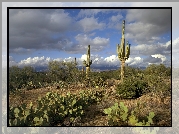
[6,5,172,70]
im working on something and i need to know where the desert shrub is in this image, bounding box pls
[144,64,171,77]
[9,61,86,91]
[9,66,50,91]
[9,66,36,91]
[90,69,120,81]
[143,74,171,93]
[48,61,84,84]
[124,66,143,77]
[116,74,148,99]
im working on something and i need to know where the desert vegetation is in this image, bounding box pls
[9,62,171,126]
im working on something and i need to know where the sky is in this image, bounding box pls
[6,6,172,70]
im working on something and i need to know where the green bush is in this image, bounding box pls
[144,64,171,77]
[116,74,148,99]
[143,73,170,93]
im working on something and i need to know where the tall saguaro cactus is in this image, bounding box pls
[117,20,131,82]
[83,45,92,79]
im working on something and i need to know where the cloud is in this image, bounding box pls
[9,56,18,67]
[125,56,144,67]
[129,2,178,30]
[77,9,105,18]
[110,14,123,22]
[9,54,155,70]
[144,55,162,64]
[78,17,105,32]
[126,9,171,28]
[9,9,78,53]
[18,56,51,67]
[108,14,124,30]
[10,47,34,54]
[125,21,170,45]
[131,40,171,56]
[67,34,109,53]
[9,9,73,34]
[104,55,118,62]
[77,9,122,19]
[9,9,110,54]
[123,9,171,45]
[151,54,167,63]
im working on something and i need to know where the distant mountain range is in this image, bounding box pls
[34,65,146,72]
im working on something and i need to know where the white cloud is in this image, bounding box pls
[151,54,167,63]
[131,40,171,56]
[151,37,161,40]
[77,8,123,19]
[9,56,18,67]
[9,52,170,70]
[104,55,118,63]
[79,54,145,68]
[49,10,74,32]
[75,34,109,52]
[110,14,123,22]
[108,14,123,29]
[78,17,105,32]
[18,56,51,67]
[79,54,105,66]
[125,56,143,67]
[80,54,87,61]
[77,9,103,18]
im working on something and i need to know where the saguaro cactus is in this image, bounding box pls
[74,57,78,69]
[83,45,92,79]
[74,57,79,71]
[117,20,131,82]
[74,57,77,66]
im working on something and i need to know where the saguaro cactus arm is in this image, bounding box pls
[83,45,92,67]
[117,44,122,59]
[125,41,130,60]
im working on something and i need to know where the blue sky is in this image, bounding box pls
[8,8,171,69]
